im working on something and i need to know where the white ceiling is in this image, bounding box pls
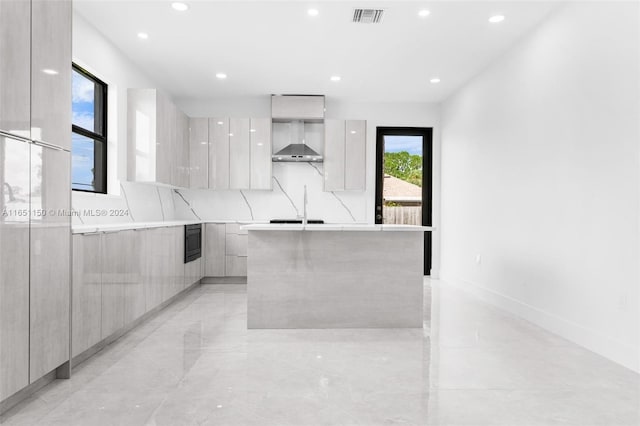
[74,1,561,103]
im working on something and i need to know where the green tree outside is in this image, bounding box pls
[384,151,422,187]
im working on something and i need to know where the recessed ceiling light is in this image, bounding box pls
[489,15,505,23]
[137,32,149,39]
[215,73,227,79]
[330,75,341,82]
[307,8,319,17]
[171,2,188,11]
[430,78,441,84]
[418,9,430,17]
[42,69,58,75]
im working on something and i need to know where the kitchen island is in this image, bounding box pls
[243,224,431,329]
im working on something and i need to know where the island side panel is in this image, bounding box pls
[247,230,424,328]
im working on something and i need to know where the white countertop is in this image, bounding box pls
[71,220,205,234]
[241,224,433,232]
[72,221,433,234]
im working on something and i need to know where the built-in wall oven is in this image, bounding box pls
[184,224,202,263]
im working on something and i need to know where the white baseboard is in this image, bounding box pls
[440,273,639,373]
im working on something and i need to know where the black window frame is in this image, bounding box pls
[71,63,108,194]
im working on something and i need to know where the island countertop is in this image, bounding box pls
[241,224,433,232]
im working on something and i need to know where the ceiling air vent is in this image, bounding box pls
[352,8,384,24]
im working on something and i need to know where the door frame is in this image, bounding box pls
[375,127,433,275]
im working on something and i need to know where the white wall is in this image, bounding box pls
[440,2,639,371]
[178,97,442,273]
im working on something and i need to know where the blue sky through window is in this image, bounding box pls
[72,69,98,190]
[384,135,422,156]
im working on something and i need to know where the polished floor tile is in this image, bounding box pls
[1,280,638,426]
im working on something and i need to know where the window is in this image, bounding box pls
[72,64,107,193]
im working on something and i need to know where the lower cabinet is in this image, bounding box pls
[71,234,102,358]
[29,145,71,382]
[204,223,226,276]
[204,223,248,277]
[0,136,30,401]
[71,226,201,359]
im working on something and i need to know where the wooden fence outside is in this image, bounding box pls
[383,206,422,225]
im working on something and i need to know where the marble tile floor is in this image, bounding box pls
[1,279,638,426]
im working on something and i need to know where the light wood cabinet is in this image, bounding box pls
[31,0,71,149]
[122,230,145,325]
[208,118,229,190]
[0,136,30,400]
[250,118,272,190]
[189,118,209,189]
[229,118,251,189]
[71,234,102,357]
[204,223,226,276]
[0,0,31,138]
[29,145,71,381]
[101,231,126,339]
[144,227,165,310]
[224,223,247,277]
[324,119,366,191]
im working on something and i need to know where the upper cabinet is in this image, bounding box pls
[31,0,71,149]
[127,89,189,187]
[206,117,272,190]
[324,119,366,191]
[229,118,251,190]
[271,95,324,121]
[208,117,230,190]
[0,0,31,139]
[250,118,272,190]
[189,118,209,189]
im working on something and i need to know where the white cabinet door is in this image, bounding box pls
[324,119,366,191]
[189,118,209,189]
[127,89,157,182]
[250,118,272,190]
[208,118,229,190]
[324,119,346,191]
[31,0,71,149]
[0,0,31,138]
[71,233,102,358]
[0,136,30,400]
[271,95,324,120]
[29,145,71,381]
[204,223,225,276]
[173,109,189,187]
[229,118,250,189]
[344,120,366,190]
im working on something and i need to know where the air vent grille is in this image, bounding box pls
[352,8,384,24]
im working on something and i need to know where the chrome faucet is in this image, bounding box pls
[302,185,308,226]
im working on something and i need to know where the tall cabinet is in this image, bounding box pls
[324,119,366,191]
[0,0,72,404]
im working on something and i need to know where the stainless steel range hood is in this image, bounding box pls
[272,143,323,162]
[271,118,323,163]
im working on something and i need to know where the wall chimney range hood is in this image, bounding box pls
[271,95,324,163]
